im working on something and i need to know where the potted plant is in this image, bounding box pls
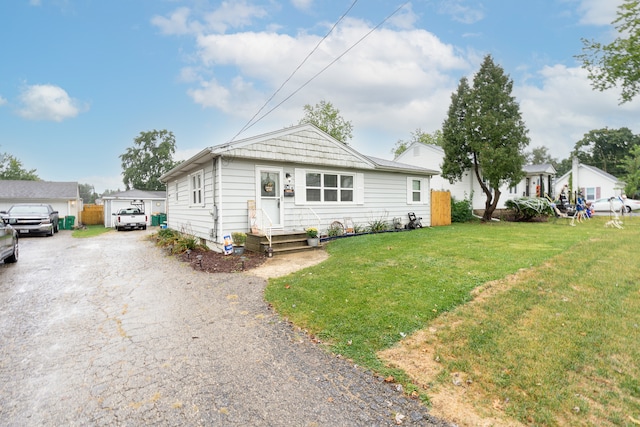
[232,232,246,254]
[305,227,319,247]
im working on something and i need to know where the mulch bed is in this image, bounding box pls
[179,248,267,273]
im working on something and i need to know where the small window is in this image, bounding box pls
[190,170,204,206]
[407,177,428,205]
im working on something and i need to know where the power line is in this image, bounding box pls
[229,0,359,142]
[230,0,411,141]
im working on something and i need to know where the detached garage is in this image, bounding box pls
[102,189,166,228]
[0,180,81,226]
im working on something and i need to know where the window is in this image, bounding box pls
[305,172,354,203]
[407,177,428,205]
[585,187,595,201]
[509,184,518,195]
[189,170,204,206]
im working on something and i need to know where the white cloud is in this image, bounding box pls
[290,0,313,11]
[517,65,640,160]
[152,1,267,35]
[0,95,7,106]
[438,1,484,24]
[17,84,86,122]
[577,0,622,26]
[29,0,41,6]
[151,7,203,36]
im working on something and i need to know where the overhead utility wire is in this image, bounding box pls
[236,0,411,136]
[229,0,359,142]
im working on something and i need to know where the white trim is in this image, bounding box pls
[407,177,428,205]
[189,169,205,207]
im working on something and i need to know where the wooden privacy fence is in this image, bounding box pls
[430,190,451,226]
[82,204,104,225]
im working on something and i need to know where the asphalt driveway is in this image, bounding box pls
[0,230,450,426]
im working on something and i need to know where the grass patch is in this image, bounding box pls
[265,216,640,425]
[71,224,113,238]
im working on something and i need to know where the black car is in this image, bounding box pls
[0,203,60,236]
[0,218,18,263]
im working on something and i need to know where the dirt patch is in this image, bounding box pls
[379,271,535,427]
[178,247,329,278]
[179,248,267,273]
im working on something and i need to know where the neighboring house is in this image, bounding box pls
[394,142,557,211]
[159,124,437,251]
[0,180,81,221]
[554,157,626,203]
[102,189,167,228]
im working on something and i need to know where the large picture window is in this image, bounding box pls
[305,172,354,203]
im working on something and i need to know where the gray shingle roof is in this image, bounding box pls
[0,180,78,199]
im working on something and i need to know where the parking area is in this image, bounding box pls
[0,230,448,426]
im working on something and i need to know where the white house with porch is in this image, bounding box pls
[159,124,437,253]
[394,142,557,211]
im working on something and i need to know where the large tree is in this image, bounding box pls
[577,0,640,103]
[572,127,640,177]
[298,100,353,144]
[120,130,180,191]
[391,129,443,158]
[442,55,530,221]
[0,152,39,180]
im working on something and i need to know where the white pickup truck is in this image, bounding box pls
[113,208,148,231]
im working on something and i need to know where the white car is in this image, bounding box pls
[589,197,640,213]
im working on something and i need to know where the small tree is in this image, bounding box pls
[441,55,530,221]
[299,100,353,144]
[120,130,180,191]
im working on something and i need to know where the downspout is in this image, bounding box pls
[216,155,223,243]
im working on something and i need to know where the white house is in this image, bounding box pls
[554,157,626,203]
[394,142,556,211]
[102,189,167,228]
[0,180,82,223]
[159,124,437,251]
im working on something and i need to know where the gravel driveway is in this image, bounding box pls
[0,230,452,426]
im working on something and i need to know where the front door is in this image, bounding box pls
[257,167,283,228]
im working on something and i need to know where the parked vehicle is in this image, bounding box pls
[0,218,18,263]
[0,204,59,236]
[113,207,148,231]
[590,197,640,213]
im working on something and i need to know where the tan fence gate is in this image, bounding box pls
[82,204,104,225]
[430,190,451,226]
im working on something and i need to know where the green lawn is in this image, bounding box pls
[265,216,640,426]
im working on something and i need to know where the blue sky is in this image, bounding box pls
[1,0,638,193]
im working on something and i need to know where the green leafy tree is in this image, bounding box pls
[577,0,640,103]
[555,157,573,177]
[442,55,530,221]
[391,129,443,158]
[0,152,39,180]
[572,127,640,176]
[299,100,353,144]
[525,146,557,165]
[120,130,180,191]
[79,183,98,204]
[623,144,640,197]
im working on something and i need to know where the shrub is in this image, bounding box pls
[368,217,389,233]
[505,197,554,222]
[232,232,246,245]
[451,196,473,223]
